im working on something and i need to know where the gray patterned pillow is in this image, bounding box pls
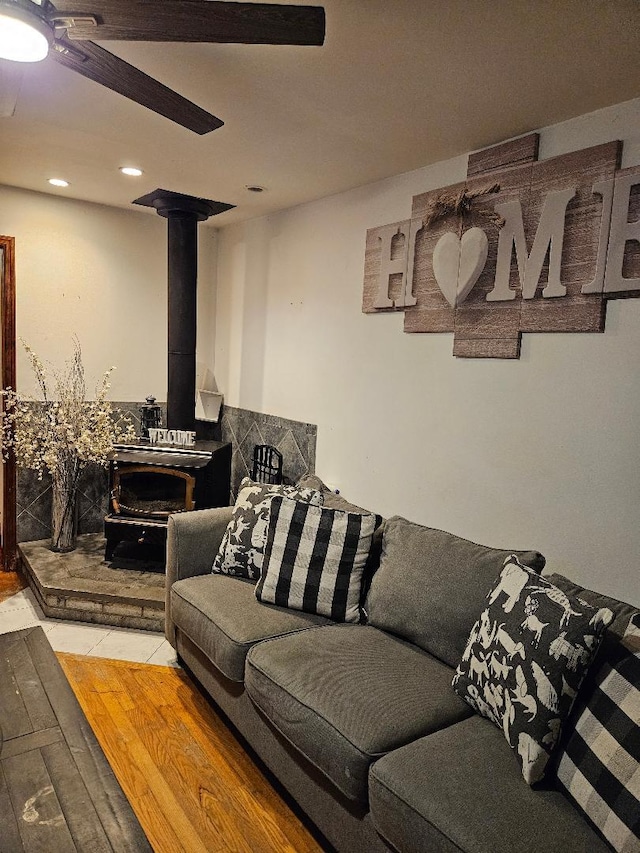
[212,478,323,581]
[452,555,614,785]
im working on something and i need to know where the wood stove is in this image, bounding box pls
[108,189,234,568]
[104,440,231,564]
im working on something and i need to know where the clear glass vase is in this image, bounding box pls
[50,470,78,553]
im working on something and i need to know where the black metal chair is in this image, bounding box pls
[252,445,283,484]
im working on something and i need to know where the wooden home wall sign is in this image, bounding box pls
[362,134,640,358]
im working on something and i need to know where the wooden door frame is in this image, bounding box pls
[1,236,17,571]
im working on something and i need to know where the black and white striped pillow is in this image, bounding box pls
[212,478,323,581]
[556,612,640,852]
[255,495,377,623]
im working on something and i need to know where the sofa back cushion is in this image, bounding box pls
[365,516,545,667]
[544,573,638,660]
[297,473,381,517]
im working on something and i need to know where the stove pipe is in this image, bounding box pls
[133,189,235,431]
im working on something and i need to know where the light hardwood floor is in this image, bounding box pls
[0,569,27,603]
[57,654,324,853]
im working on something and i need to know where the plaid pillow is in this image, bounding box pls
[452,556,614,785]
[212,478,323,581]
[255,496,377,622]
[557,613,640,851]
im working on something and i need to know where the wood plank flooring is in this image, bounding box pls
[57,654,324,853]
[0,569,27,603]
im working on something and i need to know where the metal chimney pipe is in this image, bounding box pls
[132,189,235,431]
[166,213,198,430]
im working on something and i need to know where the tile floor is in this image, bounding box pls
[0,586,179,667]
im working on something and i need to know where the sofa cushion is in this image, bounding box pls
[365,515,545,668]
[296,474,378,516]
[368,715,610,853]
[244,624,472,802]
[212,478,323,581]
[255,496,377,623]
[545,573,639,657]
[556,612,640,852]
[452,556,614,785]
[170,574,332,682]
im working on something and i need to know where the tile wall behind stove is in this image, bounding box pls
[16,402,317,542]
[216,405,317,502]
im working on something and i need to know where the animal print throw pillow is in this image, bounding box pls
[452,556,614,785]
[212,478,323,581]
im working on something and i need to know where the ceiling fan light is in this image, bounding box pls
[0,2,52,63]
[120,166,143,177]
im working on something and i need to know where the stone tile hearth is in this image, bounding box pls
[19,533,165,632]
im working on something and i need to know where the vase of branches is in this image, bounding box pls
[50,467,79,552]
[1,339,135,553]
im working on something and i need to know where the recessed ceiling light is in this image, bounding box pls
[120,166,144,177]
[48,178,70,188]
[245,185,266,193]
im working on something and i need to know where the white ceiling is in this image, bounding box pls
[1,0,639,227]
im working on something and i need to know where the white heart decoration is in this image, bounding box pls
[432,227,489,308]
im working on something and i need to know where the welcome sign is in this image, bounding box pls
[362,134,640,358]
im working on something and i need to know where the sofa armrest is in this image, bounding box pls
[165,506,232,646]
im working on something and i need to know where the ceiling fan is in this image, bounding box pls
[0,0,325,132]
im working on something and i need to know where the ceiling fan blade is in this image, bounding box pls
[49,38,224,134]
[0,61,25,118]
[54,1,325,46]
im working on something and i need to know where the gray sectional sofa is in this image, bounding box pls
[164,484,635,852]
